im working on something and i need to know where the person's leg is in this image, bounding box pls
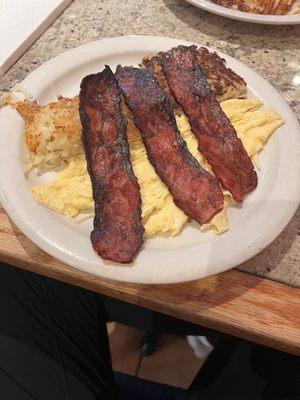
[103,295,224,337]
[183,339,300,400]
[0,263,117,400]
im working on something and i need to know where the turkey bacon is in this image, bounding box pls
[160,45,257,202]
[79,66,143,263]
[115,66,224,225]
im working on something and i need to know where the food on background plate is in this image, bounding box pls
[79,67,144,263]
[115,65,224,225]
[1,45,284,263]
[211,0,300,14]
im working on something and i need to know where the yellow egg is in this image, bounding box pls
[30,99,284,237]
[30,159,93,218]
[220,99,284,168]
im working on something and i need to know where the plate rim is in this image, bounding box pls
[185,0,300,24]
[0,35,300,284]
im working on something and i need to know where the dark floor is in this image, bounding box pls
[108,323,204,389]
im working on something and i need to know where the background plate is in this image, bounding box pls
[185,0,300,25]
[0,35,300,283]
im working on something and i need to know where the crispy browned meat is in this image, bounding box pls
[211,0,294,14]
[141,47,246,102]
[79,66,144,263]
[115,66,224,224]
[160,46,257,202]
[195,47,246,102]
[141,56,179,109]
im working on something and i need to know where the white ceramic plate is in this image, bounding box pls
[0,36,300,284]
[185,0,300,24]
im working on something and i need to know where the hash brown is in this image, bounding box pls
[141,47,247,103]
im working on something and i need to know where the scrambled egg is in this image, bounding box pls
[30,159,92,218]
[30,99,283,237]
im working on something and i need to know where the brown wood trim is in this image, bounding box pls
[0,206,299,355]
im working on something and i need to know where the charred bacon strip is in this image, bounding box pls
[160,45,257,202]
[115,66,223,224]
[79,66,143,263]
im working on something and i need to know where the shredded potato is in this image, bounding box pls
[3,95,83,174]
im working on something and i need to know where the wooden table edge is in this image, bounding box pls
[0,248,299,357]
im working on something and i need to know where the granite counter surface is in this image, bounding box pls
[0,0,299,287]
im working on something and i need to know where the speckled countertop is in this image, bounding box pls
[0,0,299,287]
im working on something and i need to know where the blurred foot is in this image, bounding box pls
[187,336,214,359]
